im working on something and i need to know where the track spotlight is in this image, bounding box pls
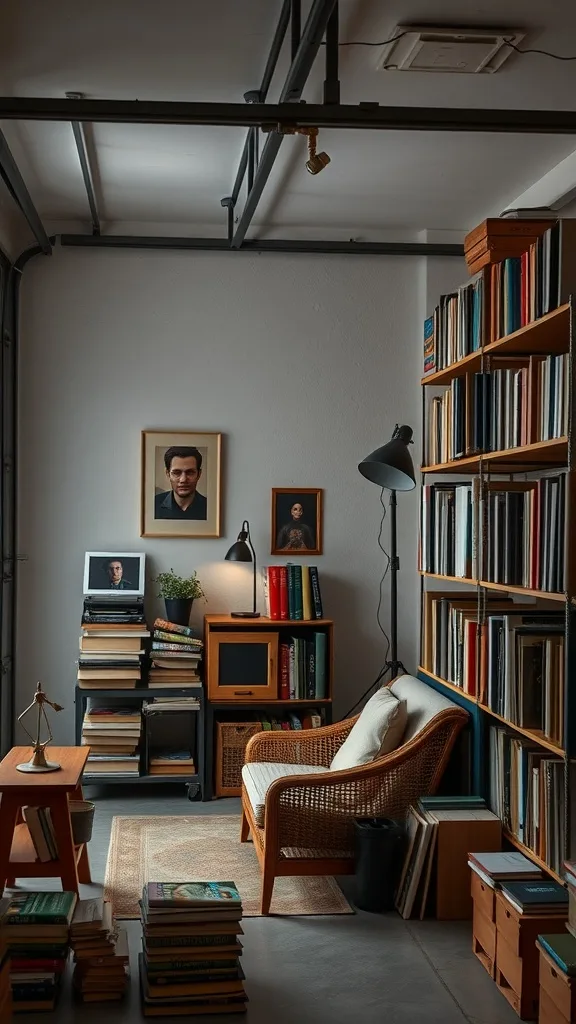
[306,151,331,175]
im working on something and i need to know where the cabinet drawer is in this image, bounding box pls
[471,871,496,922]
[539,985,570,1024]
[496,893,567,958]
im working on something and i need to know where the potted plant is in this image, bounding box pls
[154,569,205,627]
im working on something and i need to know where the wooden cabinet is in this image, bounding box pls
[206,630,278,701]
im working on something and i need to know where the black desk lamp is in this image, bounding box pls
[225,520,260,618]
[358,424,416,679]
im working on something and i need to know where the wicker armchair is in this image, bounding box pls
[240,675,469,913]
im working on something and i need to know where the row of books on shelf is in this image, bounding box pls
[139,882,246,1017]
[420,477,566,593]
[237,708,324,732]
[279,634,327,700]
[489,725,565,876]
[423,220,575,373]
[426,596,565,747]
[423,273,483,373]
[263,564,324,620]
[0,893,128,1010]
[425,354,568,465]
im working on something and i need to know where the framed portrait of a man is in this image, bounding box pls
[271,488,323,555]
[141,430,222,538]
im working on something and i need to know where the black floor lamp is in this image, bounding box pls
[358,424,416,681]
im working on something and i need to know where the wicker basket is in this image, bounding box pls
[69,800,95,844]
[215,721,262,797]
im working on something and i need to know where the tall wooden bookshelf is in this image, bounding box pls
[418,219,576,884]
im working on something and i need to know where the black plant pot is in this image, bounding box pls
[164,598,194,627]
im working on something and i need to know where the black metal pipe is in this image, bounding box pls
[59,233,464,257]
[0,132,52,254]
[230,0,291,208]
[232,0,337,249]
[3,97,576,134]
[247,129,255,193]
[291,0,301,60]
[70,119,101,235]
[324,3,340,105]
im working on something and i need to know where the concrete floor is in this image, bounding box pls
[12,786,518,1024]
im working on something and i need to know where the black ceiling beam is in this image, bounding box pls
[230,0,291,207]
[2,98,576,134]
[66,92,101,235]
[0,130,51,255]
[232,0,338,249]
[59,233,463,257]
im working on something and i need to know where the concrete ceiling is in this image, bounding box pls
[1,0,576,238]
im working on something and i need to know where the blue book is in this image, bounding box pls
[314,632,327,699]
[292,565,303,620]
[537,933,576,977]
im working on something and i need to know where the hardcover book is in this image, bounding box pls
[146,882,241,909]
[500,879,568,912]
[1,891,77,925]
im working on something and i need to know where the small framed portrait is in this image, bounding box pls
[141,430,222,538]
[83,552,146,596]
[271,488,323,555]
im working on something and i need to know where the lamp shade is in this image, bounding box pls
[225,539,252,562]
[358,424,416,491]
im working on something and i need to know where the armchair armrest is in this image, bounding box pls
[244,716,357,767]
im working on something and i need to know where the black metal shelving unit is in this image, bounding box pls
[74,684,206,800]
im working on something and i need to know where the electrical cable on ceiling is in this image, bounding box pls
[333,31,576,62]
[341,488,392,720]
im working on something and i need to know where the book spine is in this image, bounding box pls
[286,565,295,620]
[38,808,59,860]
[309,566,323,618]
[279,643,290,700]
[306,639,315,699]
[293,566,303,620]
[288,641,296,699]
[268,566,281,620]
[278,566,289,620]
[154,618,197,638]
[154,630,202,646]
[152,642,199,652]
[314,632,327,699]
[301,566,313,620]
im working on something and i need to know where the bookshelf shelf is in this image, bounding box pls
[421,304,570,387]
[502,830,564,887]
[422,437,568,475]
[420,223,576,881]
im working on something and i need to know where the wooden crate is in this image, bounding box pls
[494,893,568,1021]
[537,943,576,1024]
[215,720,262,797]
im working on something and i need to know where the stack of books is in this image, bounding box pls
[139,881,247,1017]
[0,892,76,1013]
[263,565,323,620]
[468,850,543,890]
[82,702,142,777]
[78,615,149,690]
[149,619,203,688]
[70,898,129,1003]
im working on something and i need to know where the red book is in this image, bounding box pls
[279,643,290,700]
[520,250,528,327]
[278,566,289,620]
[464,619,478,697]
[268,566,281,619]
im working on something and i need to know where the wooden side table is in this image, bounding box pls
[0,746,91,894]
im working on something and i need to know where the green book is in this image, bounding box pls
[314,632,327,699]
[292,565,303,620]
[537,933,576,976]
[2,891,77,925]
[146,882,241,908]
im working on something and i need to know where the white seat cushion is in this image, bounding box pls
[329,686,407,772]
[242,762,327,826]
[389,674,458,743]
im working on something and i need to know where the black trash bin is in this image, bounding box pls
[353,817,405,912]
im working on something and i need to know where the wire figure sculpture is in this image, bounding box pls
[16,682,64,773]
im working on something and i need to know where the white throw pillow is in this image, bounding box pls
[329,687,407,771]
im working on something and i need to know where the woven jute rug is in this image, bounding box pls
[104,815,353,918]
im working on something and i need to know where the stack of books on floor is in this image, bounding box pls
[139,881,247,1016]
[70,898,129,1003]
[79,605,149,689]
[263,565,323,620]
[82,701,142,777]
[0,891,76,1013]
[149,618,203,687]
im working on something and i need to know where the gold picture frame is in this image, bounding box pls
[271,488,323,555]
[141,430,222,538]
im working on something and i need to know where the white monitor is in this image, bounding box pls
[83,551,146,597]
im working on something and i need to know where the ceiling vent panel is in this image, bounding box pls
[377,26,525,73]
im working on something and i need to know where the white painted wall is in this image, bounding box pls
[15,244,464,741]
